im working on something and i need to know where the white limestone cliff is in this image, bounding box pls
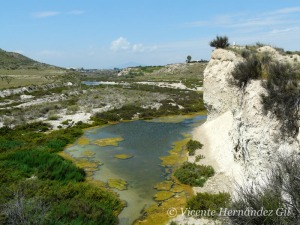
[195,47,300,188]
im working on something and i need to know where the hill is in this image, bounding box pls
[0,48,60,70]
[0,48,67,89]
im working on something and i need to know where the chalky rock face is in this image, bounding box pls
[202,48,300,183]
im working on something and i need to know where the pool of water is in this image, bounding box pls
[65,115,206,225]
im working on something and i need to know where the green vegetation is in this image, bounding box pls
[0,48,51,70]
[262,62,300,138]
[195,154,205,162]
[186,192,231,218]
[231,48,300,138]
[174,162,214,187]
[186,55,192,63]
[0,122,124,224]
[209,36,230,49]
[230,153,300,225]
[186,139,203,156]
[231,54,262,88]
[0,48,67,89]
[93,88,205,122]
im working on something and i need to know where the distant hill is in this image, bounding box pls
[0,48,60,70]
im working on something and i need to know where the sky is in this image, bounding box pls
[0,0,300,69]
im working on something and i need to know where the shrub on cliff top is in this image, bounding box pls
[231,54,262,88]
[262,62,300,138]
[210,36,230,49]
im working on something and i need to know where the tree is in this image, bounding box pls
[186,55,192,63]
[209,36,230,49]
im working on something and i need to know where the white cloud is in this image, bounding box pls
[33,11,60,18]
[267,7,300,15]
[110,37,157,53]
[132,44,144,52]
[110,37,131,51]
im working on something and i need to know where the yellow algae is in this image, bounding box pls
[160,136,190,167]
[58,152,100,174]
[114,154,134,160]
[134,134,195,225]
[171,184,185,193]
[77,136,89,145]
[108,178,128,191]
[154,181,173,191]
[154,191,174,201]
[134,193,188,225]
[81,150,95,157]
[146,113,206,123]
[93,137,124,147]
[87,179,107,188]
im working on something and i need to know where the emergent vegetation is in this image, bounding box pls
[0,122,124,224]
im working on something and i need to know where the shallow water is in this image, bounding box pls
[65,115,206,225]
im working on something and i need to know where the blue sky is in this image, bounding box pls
[1,0,300,68]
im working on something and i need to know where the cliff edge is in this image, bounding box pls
[193,47,300,190]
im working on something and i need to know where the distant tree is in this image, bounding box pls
[186,55,192,63]
[210,36,230,49]
[0,75,14,84]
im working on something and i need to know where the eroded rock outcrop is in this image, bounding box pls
[198,47,300,186]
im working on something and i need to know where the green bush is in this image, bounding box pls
[230,153,300,224]
[262,62,299,138]
[186,139,203,156]
[210,36,230,49]
[0,122,124,224]
[231,54,262,88]
[5,150,85,182]
[0,179,124,225]
[174,162,214,187]
[195,155,205,162]
[94,112,121,122]
[186,192,231,218]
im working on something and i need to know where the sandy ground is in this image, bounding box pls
[169,111,242,225]
[136,82,203,91]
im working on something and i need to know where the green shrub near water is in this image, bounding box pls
[4,150,85,182]
[186,139,203,156]
[174,162,214,187]
[0,122,124,224]
[0,179,124,225]
[186,192,231,218]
